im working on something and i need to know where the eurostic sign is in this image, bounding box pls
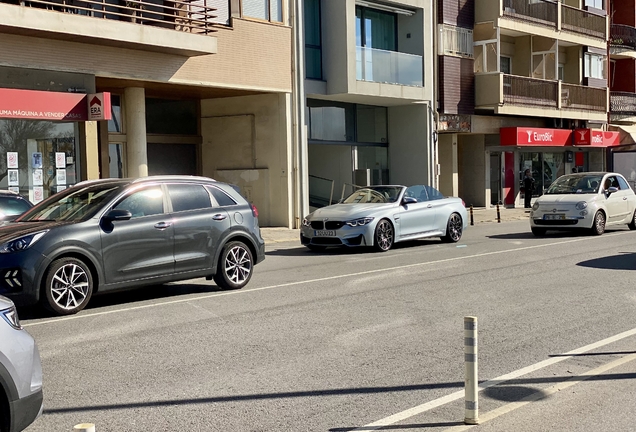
[500,127,620,147]
[0,88,111,121]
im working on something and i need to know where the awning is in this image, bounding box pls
[609,124,636,145]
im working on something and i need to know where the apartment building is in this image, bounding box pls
[0,0,298,227]
[437,0,618,208]
[608,0,636,185]
[301,0,436,210]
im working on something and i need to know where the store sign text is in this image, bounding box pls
[0,88,111,121]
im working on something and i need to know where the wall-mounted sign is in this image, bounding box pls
[500,127,621,147]
[88,93,112,121]
[7,152,18,169]
[438,114,471,133]
[0,88,112,121]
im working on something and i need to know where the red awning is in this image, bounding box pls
[0,88,111,121]
[500,127,620,147]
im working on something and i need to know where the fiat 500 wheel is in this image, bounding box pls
[43,257,94,315]
[628,209,636,230]
[590,211,606,236]
[373,219,394,252]
[213,241,254,290]
[441,213,463,243]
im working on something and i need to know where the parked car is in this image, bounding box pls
[530,172,636,236]
[301,185,468,252]
[0,176,265,315]
[0,190,32,224]
[0,295,43,432]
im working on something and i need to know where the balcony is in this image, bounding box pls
[560,4,605,40]
[476,73,608,121]
[356,46,423,87]
[610,24,636,58]
[0,0,218,56]
[502,0,557,29]
[610,91,636,122]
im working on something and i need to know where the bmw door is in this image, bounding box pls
[100,185,175,285]
[396,185,438,238]
[167,183,230,274]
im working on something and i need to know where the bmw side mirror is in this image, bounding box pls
[402,197,417,205]
[104,209,132,221]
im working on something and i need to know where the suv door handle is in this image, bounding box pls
[212,214,227,221]
[154,222,172,230]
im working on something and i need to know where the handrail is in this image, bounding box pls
[308,174,334,206]
[340,182,364,201]
[10,0,219,34]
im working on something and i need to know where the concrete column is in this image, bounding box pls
[79,121,100,180]
[124,87,148,178]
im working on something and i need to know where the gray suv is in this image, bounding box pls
[0,295,43,432]
[0,176,265,315]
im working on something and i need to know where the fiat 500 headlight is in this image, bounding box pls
[0,231,48,254]
[575,201,588,210]
[532,202,540,211]
[345,217,374,227]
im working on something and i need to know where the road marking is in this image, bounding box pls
[23,232,624,328]
[442,352,636,432]
[351,326,636,431]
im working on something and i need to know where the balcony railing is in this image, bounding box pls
[502,0,557,28]
[610,91,636,117]
[503,75,558,108]
[561,83,606,112]
[610,24,636,51]
[356,46,423,87]
[561,4,605,40]
[2,0,218,34]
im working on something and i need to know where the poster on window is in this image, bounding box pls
[33,186,44,204]
[8,170,19,186]
[32,152,43,169]
[33,169,43,186]
[56,169,67,185]
[57,185,66,193]
[7,152,18,169]
[8,187,19,194]
[55,152,66,168]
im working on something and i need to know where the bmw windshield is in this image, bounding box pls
[343,187,403,204]
[545,174,603,195]
[18,182,125,222]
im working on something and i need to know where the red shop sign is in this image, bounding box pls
[0,88,111,121]
[500,127,572,146]
[574,129,620,147]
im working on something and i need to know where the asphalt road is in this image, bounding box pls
[21,221,636,431]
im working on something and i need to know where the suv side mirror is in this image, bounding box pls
[103,209,132,221]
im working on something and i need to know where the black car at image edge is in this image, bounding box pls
[0,176,265,315]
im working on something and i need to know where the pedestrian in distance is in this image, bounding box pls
[523,169,535,209]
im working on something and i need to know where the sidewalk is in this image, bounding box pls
[260,206,530,244]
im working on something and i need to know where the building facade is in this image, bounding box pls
[0,0,300,227]
[301,0,436,212]
[437,0,616,208]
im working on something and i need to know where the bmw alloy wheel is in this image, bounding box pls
[374,219,394,252]
[44,257,93,315]
[442,213,463,243]
[214,241,254,289]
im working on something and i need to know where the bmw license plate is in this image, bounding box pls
[314,230,336,237]
[544,214,565,220]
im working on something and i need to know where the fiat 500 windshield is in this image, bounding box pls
[545,174,604,195]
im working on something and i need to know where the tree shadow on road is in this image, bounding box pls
[577,252,636,270]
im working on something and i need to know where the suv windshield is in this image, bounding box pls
[545,174,603,195]
[19,183,125,222]
[343,186,403,204]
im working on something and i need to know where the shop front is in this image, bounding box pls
[0,88,110,204]
[498,127,620,207]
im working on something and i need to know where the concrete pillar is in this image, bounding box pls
[124,87,148,178]
[79,121,100,180]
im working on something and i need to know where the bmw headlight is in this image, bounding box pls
[345,217,374,227]
[0,231,48,254]
[575,201,588,210]
[302,217,311,227]
[1,305,21,330]
[532,202,540,211]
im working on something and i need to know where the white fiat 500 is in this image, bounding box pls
[530,172,636,236]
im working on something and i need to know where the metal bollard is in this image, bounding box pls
[464,316,479,425]
[469,205,474,226]
[73,424,95,432]
[496,203,501,223]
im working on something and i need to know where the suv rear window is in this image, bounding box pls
[167,184,211,212]
[207,186,237,207]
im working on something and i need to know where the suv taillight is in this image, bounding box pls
[251,204,259,218]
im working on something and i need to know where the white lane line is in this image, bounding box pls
[442,352,636,432]
[23,232,624,328]
[352,326,636,431]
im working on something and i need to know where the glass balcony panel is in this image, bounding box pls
[356,46,423,87]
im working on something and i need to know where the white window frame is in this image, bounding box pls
[584,52,606,80]
[474,39,498,73]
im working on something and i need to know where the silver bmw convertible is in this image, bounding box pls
[300,185,468,252]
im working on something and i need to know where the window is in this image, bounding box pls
[146,99,197,135]
[356,106,387,143]
[617,176,630,190]
[114,187,164,218]
[355,6,397,51]
[108,94,122,133]
[558,64,564,81]
[243,0,282,22]
[305,0,322,79]
[585,0,603,9]
[500,56,511,74]
[474,42,497,73]
[207,186,237,206]
[167,184,211,212]
[308,100,355,142]
[584,53,605,80]
[532,52,556,80]
[438,24,473,58]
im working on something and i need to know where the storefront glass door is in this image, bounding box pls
[519,152,566,197]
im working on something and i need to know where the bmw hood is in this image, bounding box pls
[308,203,395,220]
[0,221,70,243]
